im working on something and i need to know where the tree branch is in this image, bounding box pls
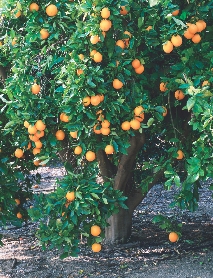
[96,149,117,180]
[126,168,165,212]
[114,133,145,191]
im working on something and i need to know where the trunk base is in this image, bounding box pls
[104,208,133,244]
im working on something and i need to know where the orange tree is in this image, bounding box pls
[0,0,213,257]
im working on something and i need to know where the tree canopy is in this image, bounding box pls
[0,0,213,257]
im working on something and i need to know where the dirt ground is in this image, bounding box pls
[0,164,213,278]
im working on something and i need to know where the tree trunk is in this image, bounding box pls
[105,207,133,244]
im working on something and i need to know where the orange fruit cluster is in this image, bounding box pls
[184,20,206,43]
[83,94,104,107]
[121,106,144,131]
[163,18,206,53]
[93,112,111,136]
[27,120,46,155]
[91,225,102,252]
[15,120,46,160]
[132,59,145,74]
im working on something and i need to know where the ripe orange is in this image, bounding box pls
[171,34,182,47]
[113,79,123,89]
[105,145,114,154]
[90,35,99,44]
[146,26,152,31]
[116,40,125,49]
[92,243,101,252]
[174,90,185,100]
[132,59,141,69]
[91,225,101,236]
[15,10,21,18]
[177,150,184,160]
[11,38,17,46]
[66,191,75,202]
[162,106,167,117]
[134,106,144,116]
[94,124,102,134]
[120,6,128,15]
[83,96,91,106]
[40,28,49,40]
[134,113,145,122]
[15,199,21,205]
[130,119,141,130]
[46,4,58,17]
[197,20,206,30]
[55,130,65,140]
[202,80,210,87]
[33,160,40,166]
[135,65,144,74]
[33,148,41,155]
[172,10,179,16]
[100,19,112,32]
[163,41,173,53]
[70,131,77,138]
[196,21,204,32]
[183,30,194,39]
[77,69,84,76]
[86,151,96,161]
[160,82,168,92]
[78,54,84,60]
[24,120,30,128]
[36,130,44,138]
[90,49,97,57]
[60,113,69,122]
[93,52,103,63]
[169,232,179,242]
[74,146,82,155]
[101,127,110,135]
[192,34,201,44]
[35,140,42,149]
[101,120,110,128]
[187,23,198,34]
[29,3,39,12]
[91,95,101,106]
[28,125,37,134]
[98,94,104,102]
[35,120,46,131]
[16,212,22,219]
[31,83,41,94]
[124,31,132,38]
[101,7,110,19]
[29,134,39,142]
[121,121,131,131]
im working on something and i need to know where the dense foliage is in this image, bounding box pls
[0,0,213,256]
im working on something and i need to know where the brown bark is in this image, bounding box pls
[0,65,7,82]
[99,132,166,244]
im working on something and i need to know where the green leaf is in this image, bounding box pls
[91,193,100,199]
[187,98,195,111]
[172,17,187,28]
[149,0,160,7]
[147,117,154,127]
[138,17,144,28]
